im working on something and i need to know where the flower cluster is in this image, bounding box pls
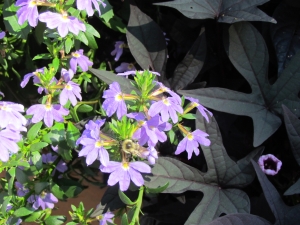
[77,71,212,191]
[0,100,27,162]
[15,0,105,38]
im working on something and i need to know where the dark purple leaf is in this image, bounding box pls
[154,0,276,24]
[204,213,272,225]
[252,160,300,225]
[171,27,206,90]
[144,114,263,224]
[179,22,300,147]
[270,2,300,75]
[126,3,167,77]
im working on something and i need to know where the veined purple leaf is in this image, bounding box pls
[179,22,300,147]
[154,0,276,24]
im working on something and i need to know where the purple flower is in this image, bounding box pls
[151,81,181,104]
[39,11,86,38]
[26,104,69,127]
[20,67,45,94]
[0,128,21,162]
[132,115,171,147]
[0,91,4,97]
[16,0,39,27]
[111,41,125,61]
[143,146,158,165]
[98,212,114,225]
[185,97,212,122]
[115,62,136,73]
[175,129,210,159]
[28,192,58,210]
[15,181,29,197]
[102,82,127,119]
[258,154,282,176]
[0,31,5,39]
[77,0,106,17]
[76,119,106,145]
[60,80,82,106]
[70,49,93,73]
[42,153,67,173]
[148,97,183,123]
[78,127,110,166]
[61,68,74,82]
[100,161,151,191]
[0,101,27,130]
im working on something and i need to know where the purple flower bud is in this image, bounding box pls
[0,31,5,39]
[258,154,282,176]
[111,41,125,61]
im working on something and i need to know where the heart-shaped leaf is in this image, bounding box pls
[145,112,263,224]
[154,0,276,24]
[252,160,300,225]
[126,2,167,76]
[204,213,272,225]
[179,22,300,147]
[171,27,206,90]
[270,2,300,75]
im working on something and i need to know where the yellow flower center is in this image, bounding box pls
[122,162,130,170]
[115,93,124,101]
[29,0,37,6]
[72,52,80,58]
[192,102,199,107]
[95,140,103,148]
[65,84,72,90]
[187,133,194,140]
[162,98,170,106]
[61,11,69,20]
[0,105,10,111]
[128,63,134,70]
[45,104,52,111]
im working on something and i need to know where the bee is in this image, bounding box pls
[121,139,149,159]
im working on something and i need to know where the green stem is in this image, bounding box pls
[130,186,144,225]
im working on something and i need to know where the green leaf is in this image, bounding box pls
[118,189,134,205]
[179,22,300,147]
[14,207,35,217]
[33,53,52,60]
[24,211,44,222]
[252,160,300,225]
[205,213,272,225]
[145,182,169,194]
[76,31,88,46]
[27,122,43,141]
[45,215,66,225]
[65,37,73,54]
[121,213,129,225]
[144,113,263,225]
[35,182,49,194]
[84,32,98,49]
[181,113,197,120]
[76,104,93,113]
[29,142,48,152]
[85,24,100,38]
[66,122,80,148]
[155,0,276,24]
[16,167,29,184]
[126,4,167,76]
[99,1,126,33]
[31,151,42,170]
[3,0,31,39]
[171,28,206,90]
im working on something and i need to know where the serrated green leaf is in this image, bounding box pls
[155,0,276,24]
[27,122,43,141]
[29,142,48,152]
[45,215,66,225]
